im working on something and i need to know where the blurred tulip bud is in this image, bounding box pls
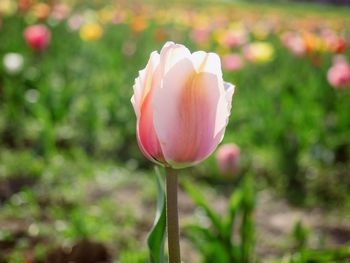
[0,0,17,16]
[67,14,84,31]
[79,23,103,41]
[51,3,70,21]
[3,53,24,75]
[18,0,32,13]
[31,3,50,21]
[321,29,347,54]
[222,54,244,71]
[243,42,274,64]
[216,28,247,49]
[281,32,306,57]
[24,24,51,52]
[131,42,235,168]
[216,143,240,176]
[327,58,350,89]
[190,27,210,46]
[131,16,148,33]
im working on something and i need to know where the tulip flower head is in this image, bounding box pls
[327,56,350,89]
[281,32,306,57]
[24,24,51,52]
[216,143,240,176]
[79,23,103,42]
[131,42,235,168]
[222,54,244,72]
[243,42,274,64]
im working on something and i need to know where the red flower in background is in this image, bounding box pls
[24,24,51,52]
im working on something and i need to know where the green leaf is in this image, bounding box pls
[147,167,166,263]
[183,181,224,237]
[185,224,230,263]
[241,175,255,263]
[226,189,243,237]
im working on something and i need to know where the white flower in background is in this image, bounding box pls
[3,53,24,75]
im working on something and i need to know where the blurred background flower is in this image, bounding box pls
[3,53,24,75]
[222,53,244,71]
[216,143,240,176]
[0,0,17,16]
[23,24,51,52]
[243,41,274,63]
[327,56,350,88]
[281,32,307,57]
[79,22,103,41]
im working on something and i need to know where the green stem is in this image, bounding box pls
[166,167,181,263]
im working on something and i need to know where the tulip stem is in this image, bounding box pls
[166,167,181,263]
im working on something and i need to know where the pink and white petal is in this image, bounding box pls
[158,41,192,77]
[153,59,230,168]
[224,82,235,113]
[137,91,166,165]
[191,51,223,76]
[131,51,160,118]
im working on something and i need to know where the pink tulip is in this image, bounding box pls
[327,59,350,89]
[190,27,210,46]
[23,24,51,52]
[131,42,235,168]
[216,143,240,176]
[222,54,244,71]
[281,32,306,57]
[221,29,247,49]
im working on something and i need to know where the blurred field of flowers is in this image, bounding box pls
[0,0,350,262]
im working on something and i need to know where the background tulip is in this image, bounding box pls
[327,58,350,89]
[216,143,240,176]
[79,23,103,42]
[281,32,306,57]
[222,54,244,71]
[131,41,234,169]
[243,42,274,64]
[24,24,51,52]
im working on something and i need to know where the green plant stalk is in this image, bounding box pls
[166,168,181,263]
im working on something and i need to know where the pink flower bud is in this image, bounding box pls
[131,42,235,168]
[216,143,240,176]
[190,28,210,46]
[281,32,306,57]
[222,54,244,72]
[327,58,350,89]
[23,24,51,52]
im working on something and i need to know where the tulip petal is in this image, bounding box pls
[131,51,160,118]
[224,82,235,113]
[137,89,166,165]
[192,51,222,76]
[132,51,165,165]
[157,42,192,77]
[153,58,232,168]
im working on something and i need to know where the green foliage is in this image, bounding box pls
[282,222,350,263]
[147,168,167,263]
[183,175,255,263]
